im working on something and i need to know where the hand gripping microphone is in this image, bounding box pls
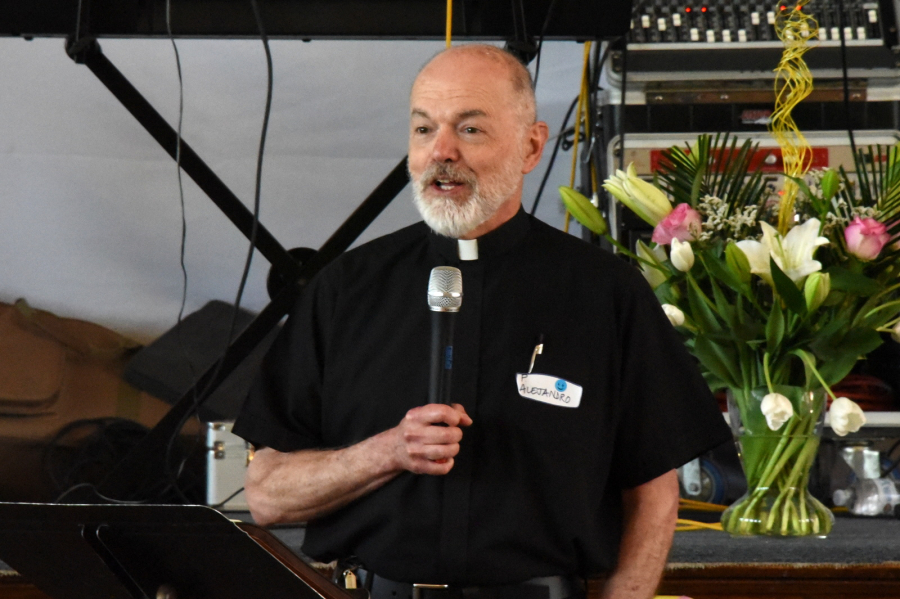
[427,266,463,405]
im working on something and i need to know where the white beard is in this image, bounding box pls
[411,160,520,238]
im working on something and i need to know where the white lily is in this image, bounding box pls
[670,238,695,272]
[735,218,829,286]
[829,397,866,436]
[760,392,793,430]
[602,163,672,226]
[892,320,900,343]
[636,240,668,289]
[662,304,685,326]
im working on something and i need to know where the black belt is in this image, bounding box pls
[359,570,585,599]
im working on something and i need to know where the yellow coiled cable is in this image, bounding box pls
[770,1,819,233]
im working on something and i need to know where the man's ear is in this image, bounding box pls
[521,121,550,175]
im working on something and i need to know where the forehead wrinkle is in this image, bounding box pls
[410,107,490,121]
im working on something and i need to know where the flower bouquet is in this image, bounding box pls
[561,134,900,536]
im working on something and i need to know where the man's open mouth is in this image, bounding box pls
[432,178,465,190]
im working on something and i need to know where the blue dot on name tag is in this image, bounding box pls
[555,380,567,392]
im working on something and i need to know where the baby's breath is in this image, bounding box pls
[696,195,761,243]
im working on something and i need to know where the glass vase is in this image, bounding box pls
[721,386,834,537]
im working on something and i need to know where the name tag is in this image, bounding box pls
[516,373,582,408]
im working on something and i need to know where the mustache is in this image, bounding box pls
[418,163,477,187]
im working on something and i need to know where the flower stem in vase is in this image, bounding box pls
[722,387,834,536]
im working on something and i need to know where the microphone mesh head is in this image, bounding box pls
[427,266,463,312]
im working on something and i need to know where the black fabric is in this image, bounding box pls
[123,300,279,421]
[361,572,584,599]
[233,209,731,585]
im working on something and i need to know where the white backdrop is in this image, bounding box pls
[0,37,586,341]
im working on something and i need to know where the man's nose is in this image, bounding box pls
[431,128,460,162]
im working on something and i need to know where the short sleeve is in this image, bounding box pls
[231,269,337,452]
[609,267,732,488]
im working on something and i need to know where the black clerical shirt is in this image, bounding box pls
[233,209,731,585]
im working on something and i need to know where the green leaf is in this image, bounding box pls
[808,319,850,360]
[769,258,807,316]
[824,265,882,296]
[693,336,740,388]
[652,278,679,305]
[686,276,722,334]
[702,252,745,295]
[818,354,860,388]
[725,242,751,285]
[789,348,818,391]
[837,328,885,359]
[766,302,785,352]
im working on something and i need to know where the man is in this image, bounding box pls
[233,45,731,599]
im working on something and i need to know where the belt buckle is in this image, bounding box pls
[412,583,450,599]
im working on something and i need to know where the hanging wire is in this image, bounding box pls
[161,0,276,504]
[530,96,578,215]
[531,0,560,90]
[564,41,593,233]
[836,0,858,160]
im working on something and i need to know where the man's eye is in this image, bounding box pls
[415,126,430,134]
[464,127,480,134]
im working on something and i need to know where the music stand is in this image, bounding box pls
[0,503,350,599]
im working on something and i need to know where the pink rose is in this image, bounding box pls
[844,216,890,261]
[651,203,702,245]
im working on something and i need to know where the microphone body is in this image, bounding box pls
[427,266,463,405]
[429,310,457,405]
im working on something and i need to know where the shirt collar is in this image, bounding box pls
[429,207,531,263]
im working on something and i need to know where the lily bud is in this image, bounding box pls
[761,392,794,430]
[636,240,669,289]
[820,169,840,202]
[829,397,866,436]
[670,238,695,272]
[559,186,608,235]
[602,163,672,226]
[892,320,900,343]
[803,272,830,313]
[662,303,685,326]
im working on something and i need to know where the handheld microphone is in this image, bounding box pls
[427,266,463,405]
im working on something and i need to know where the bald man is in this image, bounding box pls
[234,45,730,599]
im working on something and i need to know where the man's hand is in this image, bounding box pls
[389,403,473,474]
[244,403,472,526]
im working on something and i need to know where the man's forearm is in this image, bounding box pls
[602,469,680,599]
[244,403,473,526]
[245,429,402,526]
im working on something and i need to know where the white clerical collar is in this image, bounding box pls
[457,239,479,261]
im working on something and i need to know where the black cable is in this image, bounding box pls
[161,0,275,504]
[531,0,560,90]
[210,486,246,509]
[836,0,858,158]
[618,40,628,173]
[74,0,84,42]
[510,0,522,46]
[530,95,579,215]
[530,39,616,217]
[45,418,156,503]
[167,0,191,352]
[881,438,900,478]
